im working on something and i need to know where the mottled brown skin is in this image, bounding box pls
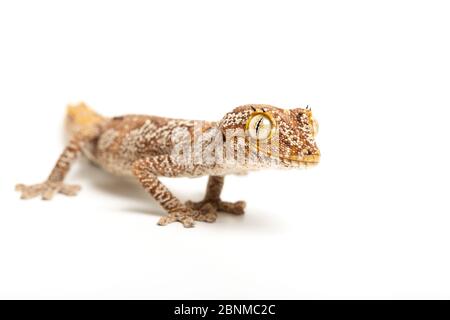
[16,102,320,227]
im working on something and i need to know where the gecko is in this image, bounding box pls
[16,103,320,227]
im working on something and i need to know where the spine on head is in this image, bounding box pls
[66,102,105,134]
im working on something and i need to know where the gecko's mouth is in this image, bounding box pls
[279,154,321,166]
[252,149,320,167]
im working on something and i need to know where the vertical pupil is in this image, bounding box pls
[255,116,264,134]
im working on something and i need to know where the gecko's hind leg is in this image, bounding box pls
[186,176,246,216]
[16,137,85,200]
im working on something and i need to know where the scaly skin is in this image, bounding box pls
[16,102,320,227]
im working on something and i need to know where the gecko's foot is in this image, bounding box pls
[157,207,196,228]
[186,199,246,215]
[192,203,218,223]
[15,181,81,200]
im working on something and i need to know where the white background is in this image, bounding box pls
[0,0,449,299]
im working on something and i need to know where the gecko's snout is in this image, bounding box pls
[312,118,319,138]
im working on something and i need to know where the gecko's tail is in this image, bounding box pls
[66,102,106,134]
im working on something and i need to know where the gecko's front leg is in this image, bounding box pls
[16,136,85,200]
[185,176,246,216]
[133,156,217,228]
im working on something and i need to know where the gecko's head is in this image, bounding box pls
[218,104,320,168]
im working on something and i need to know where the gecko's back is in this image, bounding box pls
[66,103,200,176]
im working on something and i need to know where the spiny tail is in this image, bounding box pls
[66,102,106,135]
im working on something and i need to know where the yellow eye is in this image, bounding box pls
[246,112,274,140]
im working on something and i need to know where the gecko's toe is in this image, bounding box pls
[15,181,81,200]
[59,184,81,196]
[179,216,195,228]
[186,199,246,215]
[42,187,57,200]
[158,208,196,228]
[218,200,246,215]
[16,183,45,199]
[157,216,194,228]
[157,215,177,226]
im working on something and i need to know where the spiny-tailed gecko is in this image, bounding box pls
[16,103,320,227]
